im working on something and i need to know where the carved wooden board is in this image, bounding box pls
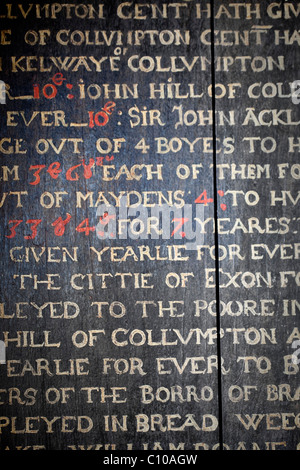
[0,0,299,452]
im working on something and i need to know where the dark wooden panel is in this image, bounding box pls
[0,0,219,451]
[0,0,298,452]
[213,0,300,450]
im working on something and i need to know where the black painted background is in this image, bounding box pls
[0,0,299,451]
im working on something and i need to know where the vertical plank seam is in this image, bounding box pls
[209,0,224,450]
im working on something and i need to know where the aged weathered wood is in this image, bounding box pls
[0,0,299,452]
[213,0,300,450]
